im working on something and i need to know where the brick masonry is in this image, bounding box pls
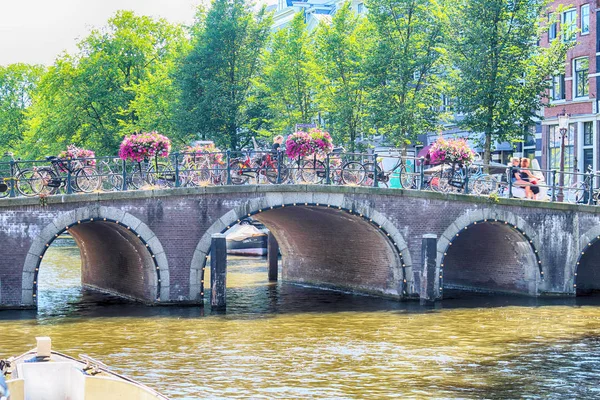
[1,185,599,309]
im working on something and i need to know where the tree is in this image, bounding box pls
[448,0,570,166]
[313,3,370,151]
[23,11,187,156]
[256,12,317,137]
[365,0,448,146]
[176,0,272,150]
[0,64,44,153]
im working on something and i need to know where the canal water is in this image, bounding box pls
[2,244,600,399]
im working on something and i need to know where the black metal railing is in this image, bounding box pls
[0,150,598,205]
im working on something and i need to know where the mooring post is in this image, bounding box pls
[268,232,279,282]
[210,233,227,309]
[420,234,438,305]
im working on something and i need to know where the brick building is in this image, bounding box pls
[540,1,598,176]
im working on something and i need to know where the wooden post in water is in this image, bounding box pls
[268,232,279,282]
[211,233,227,309]
[420,234,438,305]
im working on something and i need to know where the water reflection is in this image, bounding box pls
[1,245,600,399]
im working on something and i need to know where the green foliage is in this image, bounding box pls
[0,64,44,153]
[365,0,447,145]
[175,0,272,150]
[22,11,187,157]
[447,0,570,165]
[313,3,370,151]
[256,12,317,137]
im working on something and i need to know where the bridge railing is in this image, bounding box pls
[0,150,598,205]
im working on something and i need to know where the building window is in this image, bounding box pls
[574,57,589,98]
[584,121,593,146]
[549,13,557,40]
[551,74,565,100]
[357,3,364,13]
[562,9,577,42]
[548,124,574,171]
[581,4,590,35]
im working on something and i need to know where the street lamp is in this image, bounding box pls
[557,109,570,202]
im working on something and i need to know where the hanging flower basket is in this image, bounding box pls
[118,131,171,162]
[57,144,96,171]
[428,137,476,166]
[286,131,313,158]
[308,128,334,155]
[183,143,225,166]
[286,128,334,159]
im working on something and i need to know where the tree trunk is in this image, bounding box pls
[483,132,491,174]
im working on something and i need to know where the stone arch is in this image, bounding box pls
[436,209,542,297]
[22,205,169,306]
[573,225,600,295]
[189,192,413,301]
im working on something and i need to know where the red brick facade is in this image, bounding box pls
[541,1,599,173]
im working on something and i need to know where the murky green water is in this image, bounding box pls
[2,244,600,399]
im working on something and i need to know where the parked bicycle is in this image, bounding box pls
[431,162,498,195]
[295,149,366,185]
[565,166,599,204]
[229,151,289,185]
[361,150,415,188]
[34,156,101,195]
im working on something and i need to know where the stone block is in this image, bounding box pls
[158,269,170,287]
[312,192,330,205]
[27,237,47,258]
[52,210,77,232]
[99,206,126,222]
[154,252,169,272]
[121,212,143,231]
[437,236,450,255]
[189,284,202,300]
[74,206,94,222]
[134,222,156,242]
[159,285,170,302]
[219,209,239,227]
[326,193,345,207]
[145,236,163,254]
[190,268,199,287]
[24,252,41,274]
[265,192,284,208]
[22,271,35,289]
[191,249,208,270]
[21,289,34,306]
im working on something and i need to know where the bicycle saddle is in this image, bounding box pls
[45,155,58,161]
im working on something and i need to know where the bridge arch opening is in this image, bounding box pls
[575,236,600,295]
[440,219,541,297]
[191,199,413,301]
[23,207,169,308]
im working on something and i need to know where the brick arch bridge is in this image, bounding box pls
[0,185,598,309]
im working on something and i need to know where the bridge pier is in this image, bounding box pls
[420,234,438,304]
[268,232,279,282]
[210,234,227,310]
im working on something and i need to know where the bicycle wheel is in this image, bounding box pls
[35,168,59,195]
[150,162,176,188]
[230,161,250,185]
[265,161,289,184]
[75,167,101,193]
[361,163,387,187]
[300,159,326,184]
[471,175,498,195]
[341,161,366,185]
[15,169,41,196]
[564,184,583,203]
[399,164,416,189]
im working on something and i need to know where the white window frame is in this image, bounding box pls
[581,4,590,35]
[578,120,596,175]
[573,57,589,99]
[562,8,577,42]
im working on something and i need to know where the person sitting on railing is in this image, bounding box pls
[271,135,284,154]
[519,158,540,200]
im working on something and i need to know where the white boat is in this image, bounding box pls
[1,337,168,400]
[226,222,268,256]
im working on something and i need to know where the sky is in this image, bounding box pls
[0,0,209,66]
